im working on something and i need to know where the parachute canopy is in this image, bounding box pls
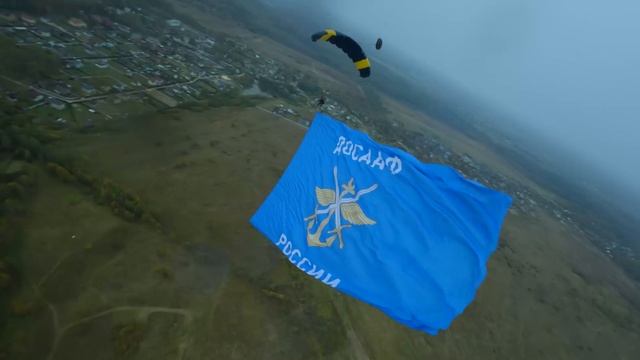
[375,38,383,50]
[311,29,371,78]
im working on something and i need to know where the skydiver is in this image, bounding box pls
[376,38,383,50]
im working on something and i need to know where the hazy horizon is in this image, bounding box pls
[265,0,640,204]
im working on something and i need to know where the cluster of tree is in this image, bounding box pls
[257,77,297,102]
[296,75,322,97]
[0,102,57,163]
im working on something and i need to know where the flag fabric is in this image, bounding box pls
[250,113,511,334]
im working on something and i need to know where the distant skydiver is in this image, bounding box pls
[311,29,371,78]
[375,38,383,50]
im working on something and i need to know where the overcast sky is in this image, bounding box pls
[268,0,640,197]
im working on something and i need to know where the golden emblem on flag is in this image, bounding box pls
[305,166,377,249]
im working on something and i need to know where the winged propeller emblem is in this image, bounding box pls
[304,166,378,249]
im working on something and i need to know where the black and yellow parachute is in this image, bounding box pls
[311,29,371,78]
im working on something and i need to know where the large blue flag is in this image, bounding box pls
[250,113,511,334]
